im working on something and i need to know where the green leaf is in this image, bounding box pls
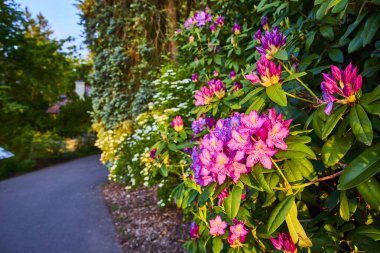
[322,134,354,167]
[339,191,350,221]
[321,105,347,140]
[159,166,168,177]
[252,167,273,193]
[276,143,316,160]
[266,83,287,107]
[340,14,366,42]
[198,182,216,206]
[332,0,348,13]
[246,94,266,113]
[349,104,373,146]
[212,237,223,253]
[338,144,380,190]
[283,160,304,183]
[328,48,344,63]
[353,226,380,241]
[267,196,295,234]
[362,14,380,46]
[283,72,307,83]
[274,49,288,61]
[326,0,342,13]
[168,143,177,151]
[305,31,316,52]
[316,2,329,20]
[356,177,380,211]
[287,158,317,181]
[224,185,243,220]
[348,26,364,53]
[239,87,264,105]
[320,26,334,40]
[285,202,313,248]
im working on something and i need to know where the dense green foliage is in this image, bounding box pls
[81,0,380,252]
[0,0,94,177]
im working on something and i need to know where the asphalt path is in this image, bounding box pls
[0,155,122,253]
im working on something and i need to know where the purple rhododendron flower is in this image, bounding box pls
[189,221,200,239]
[245,56,282,87]
[205,116,215,129]
[321,63,362,115]
[184,17,196,29]
[230,70,237,80]
[254,29,262,42]
[190,108,291,186]
[232,23,241,35]
[150,148,157,159]
[209,215,227,236]
[233,82,243,92]
[175,29,182,34]
[261,16,269,30]
[192,117,206,134]
[256,26,286,59]
[215,15,224,26]
[171,116,184,132]
[209,23,216,33]
[191,73,199,83]
[228,220,249,248]
[270,232,297,253]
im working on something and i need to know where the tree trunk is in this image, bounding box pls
[166,0,178,62]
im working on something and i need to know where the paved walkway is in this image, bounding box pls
[0,155,122,253]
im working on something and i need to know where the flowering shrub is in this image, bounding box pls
[149,2,380,253]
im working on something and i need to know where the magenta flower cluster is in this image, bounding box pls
[190,108,291,186]
[270,232,297,253]
[321,63,362,115]
[232,23,241,35]
[194,79,226,106]
[184,9,224,31]
[227,219,249,248]
[245,56,282,87]
[192,116,214,134]
[255,26,286,59]
[189,221,200,239]
[209,216,249,247]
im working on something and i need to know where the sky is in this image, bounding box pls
[18,0,88,58]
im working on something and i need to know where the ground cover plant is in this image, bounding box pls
[82,0,380,252]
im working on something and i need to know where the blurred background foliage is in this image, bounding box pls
[0,0,96,179]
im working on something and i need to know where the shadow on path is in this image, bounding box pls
[0,155,121,253]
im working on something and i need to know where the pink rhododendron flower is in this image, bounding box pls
[270,232,297,253]
[194,86,213,106]
[321,63,362,115]
[194,79,226,106]
[190,109,291,186]
[245,56,282,87]
[209,215,227,236]
[189,221,200,239]
[228,220,249,248]
[208,79,225,99]
[217,188,228,206]
[171,116,184,132]
[213,70,219,77]
[188,35,195,44]
[256,26,286,59]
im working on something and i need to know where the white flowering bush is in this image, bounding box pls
[108,66,193,202]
